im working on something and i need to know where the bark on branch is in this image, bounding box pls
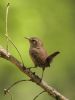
[0,46,69,100]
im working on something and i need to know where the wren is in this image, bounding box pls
[25,37,60,79]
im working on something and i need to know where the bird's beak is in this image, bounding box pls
[24,37,30,41]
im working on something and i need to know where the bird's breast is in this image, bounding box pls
[29,47,49,67]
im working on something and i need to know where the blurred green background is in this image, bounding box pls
[0,0,75,100]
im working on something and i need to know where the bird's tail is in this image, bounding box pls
[46,51,60,64]
[49,51,60,58]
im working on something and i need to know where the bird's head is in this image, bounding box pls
[25,37,43,48]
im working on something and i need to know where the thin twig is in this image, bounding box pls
[7,36,24,65]
[10,93,13,100]
[33,91,45,100]
[5,3,10,52]
[3,3,24,66]
[7,92,13,100]
[4,79,31,95]
[4,89,13,100]
[0,33,24,66]
[4,79,31,100]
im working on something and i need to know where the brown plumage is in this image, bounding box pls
[25,37,60,79]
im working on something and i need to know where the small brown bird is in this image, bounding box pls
[25,37,60,79]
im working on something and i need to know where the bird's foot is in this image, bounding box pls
[27,66,37,70]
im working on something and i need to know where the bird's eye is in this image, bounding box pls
[32,40,37,44]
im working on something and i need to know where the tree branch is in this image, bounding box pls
[0,46,69,100]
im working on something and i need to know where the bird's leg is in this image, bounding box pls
[41,68,45,80]
[27,66,37,75]
[27,66,37,70]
